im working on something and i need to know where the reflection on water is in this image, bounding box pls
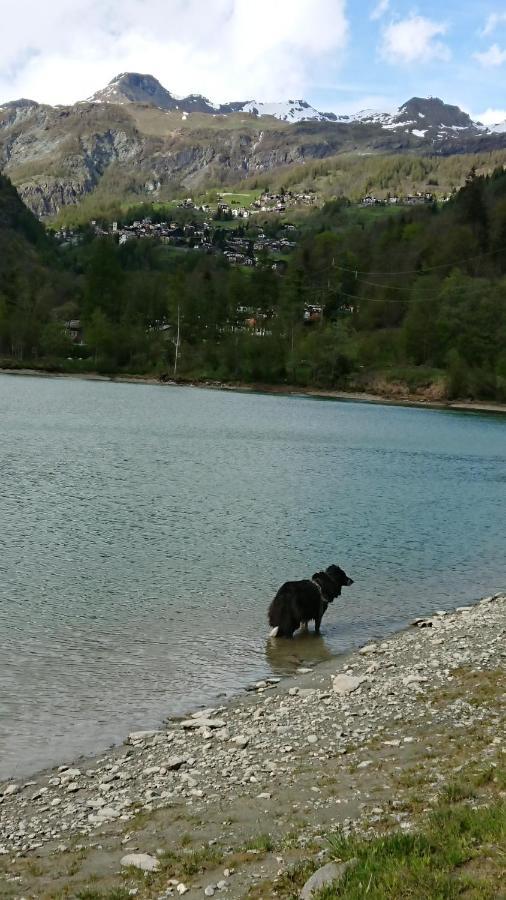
[264,631,335,676]
[0,374,505,778]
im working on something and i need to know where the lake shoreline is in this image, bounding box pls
[1,366,506,415]
[1,591,504,898]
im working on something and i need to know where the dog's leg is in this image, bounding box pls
[300,620,309,633]
[314,612,323,634]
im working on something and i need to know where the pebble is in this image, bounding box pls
[128,730,161,744]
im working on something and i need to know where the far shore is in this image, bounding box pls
[2,366,506,415]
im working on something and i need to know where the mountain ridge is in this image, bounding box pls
[2,72,506,218]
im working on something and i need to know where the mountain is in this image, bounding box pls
[88,73,332,121]
[88,72,226,115]
[1,73,506,218]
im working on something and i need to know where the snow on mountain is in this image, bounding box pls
[239,99,333,122]
[84,75,499,139]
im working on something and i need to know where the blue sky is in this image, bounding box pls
[1,1,506,124]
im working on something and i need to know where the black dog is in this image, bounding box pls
[268,564,353,638]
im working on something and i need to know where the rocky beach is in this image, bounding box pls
[1,592,505,899]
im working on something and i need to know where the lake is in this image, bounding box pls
[0,374,505,778]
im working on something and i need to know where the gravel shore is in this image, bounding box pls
[1,592,505,899]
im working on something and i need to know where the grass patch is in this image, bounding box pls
[320,800,506,899]
[243,833,275,853]
[76,890,132,900]
[160,844,224,878]
[441,779,477,803]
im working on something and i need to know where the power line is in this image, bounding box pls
[331,244,506,277]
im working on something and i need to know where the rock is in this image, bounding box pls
[332,674,364,695]
[307,735,318,744]
[88,806,121,824]
[120,852,160,872]
[231,735,249,749]
[2,784,20,796]
[403,674,427,686]
[66,782,80,793]
[191,708,217,719]
[257,792,271,799]
[204,886,216,896]
[166,756,186,770]
[297,667,312,674]
[176,885,188,895]
[180,718,226,730]
[300,860,356,898]
[128,730,160,744]
[359,644,377,655]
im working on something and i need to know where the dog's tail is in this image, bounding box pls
[269,626,279,638]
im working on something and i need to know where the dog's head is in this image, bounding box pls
[325,564,354,597]
[313,570,344,603]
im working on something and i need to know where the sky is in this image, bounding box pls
[1,0,506,125]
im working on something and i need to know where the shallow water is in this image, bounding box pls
[0,374,505,778]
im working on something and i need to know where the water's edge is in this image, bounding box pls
[3,590,502,785]
[1,368,505,416]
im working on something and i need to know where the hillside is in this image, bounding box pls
[0,174,70,361]
[1,167,505,403]
[2,73,506,219]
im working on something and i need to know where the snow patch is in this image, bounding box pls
[240,99,329,122]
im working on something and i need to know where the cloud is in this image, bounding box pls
[0,0,349,105]
[380,15,450,64]
[482,12,506,37]
[370,0,389,21]
[474,43,506,67]
[475,107,506,127]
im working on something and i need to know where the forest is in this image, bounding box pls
[1,166,505,400]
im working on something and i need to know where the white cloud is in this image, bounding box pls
[482,12,506,37]
[380,15,450,65]
[0,0,349,105]
[473,43,506,67]
[475,107,506,127]
[370,0,389,21]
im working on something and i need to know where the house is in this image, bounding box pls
[303,305,323,324]
[65,320,84,344]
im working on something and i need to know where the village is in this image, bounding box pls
[56,216,299,268]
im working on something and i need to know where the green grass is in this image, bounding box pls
[243,833,275,853]
[319,801,506,899]
[159,844,224,878]
[76,890,132,900]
